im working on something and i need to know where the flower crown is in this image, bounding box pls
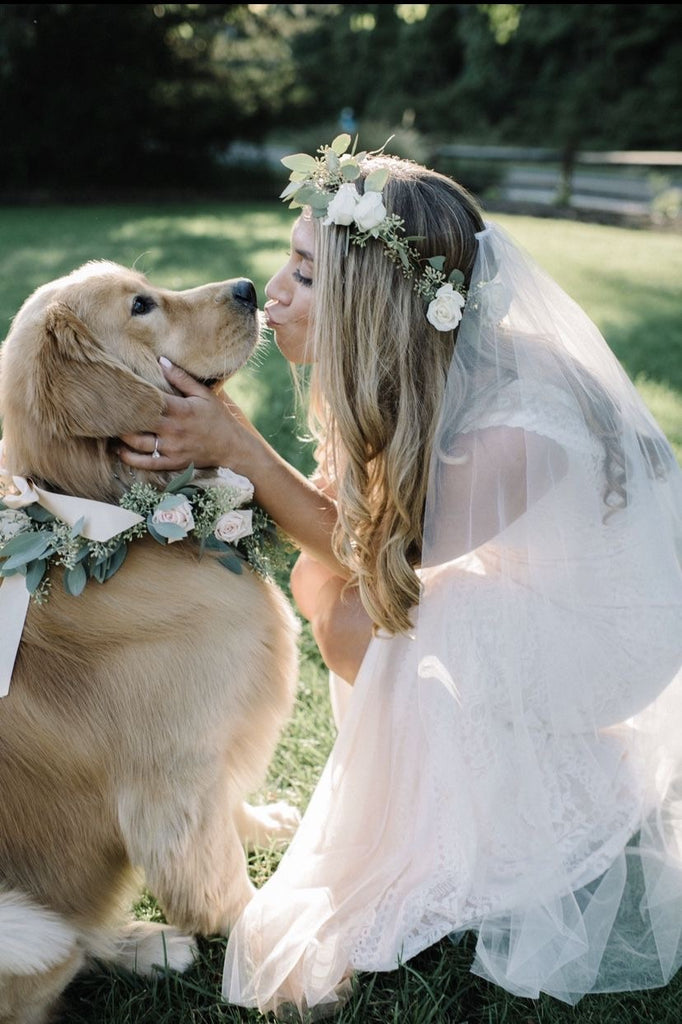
[279,133,467,332]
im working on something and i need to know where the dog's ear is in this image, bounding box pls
[34,301,165,437]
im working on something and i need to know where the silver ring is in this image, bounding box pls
[151,436,161,460]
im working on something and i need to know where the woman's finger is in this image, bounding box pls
[159,357,213,399]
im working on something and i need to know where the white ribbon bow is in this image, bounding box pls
[0,474,143,697]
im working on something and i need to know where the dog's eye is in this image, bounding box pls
[131,295,157,316]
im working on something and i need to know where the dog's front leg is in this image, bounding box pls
[118,776,255,937]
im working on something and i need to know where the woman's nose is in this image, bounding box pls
[264,265,290,305]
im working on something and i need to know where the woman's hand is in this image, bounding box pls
[118,359,255,472]
[119,360,348,581]
[292,552,372,684]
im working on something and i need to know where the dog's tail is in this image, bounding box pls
[0,890,78,974]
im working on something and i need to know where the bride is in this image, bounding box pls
[119,135,682,1020]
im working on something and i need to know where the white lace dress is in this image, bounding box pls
[222,373,682,1019]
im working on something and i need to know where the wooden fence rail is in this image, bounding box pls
[429,146,682,222]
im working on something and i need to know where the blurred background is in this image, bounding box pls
[2,11,682,1019]
[1,2,680,226]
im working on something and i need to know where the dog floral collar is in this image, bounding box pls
[0,456,286,697]
[280,133,468,332]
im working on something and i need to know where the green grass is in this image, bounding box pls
[1,204,681,1023]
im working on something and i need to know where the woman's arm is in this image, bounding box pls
[118,360,344,577]
[291,552,372,685]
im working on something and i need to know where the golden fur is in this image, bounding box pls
[0,262,300,1024]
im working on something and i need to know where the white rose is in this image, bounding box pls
[214,467,254,504]
[151,498,195,542]
[353,190,387,231]
[426,283,466,332]
[0,508,32,543]
[323,183,359,226]
[214,509,253,545]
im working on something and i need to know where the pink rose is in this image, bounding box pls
[214,509,253,545]
[151,497,195,542]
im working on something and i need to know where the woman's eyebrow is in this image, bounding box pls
[295,247,314,262]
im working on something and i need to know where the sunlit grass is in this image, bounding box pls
[0,204,680,1022]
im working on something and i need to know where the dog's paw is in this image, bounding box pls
[111,921,198,975]
[237,800,301,850]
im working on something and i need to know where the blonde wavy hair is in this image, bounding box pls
[306,156,485,635]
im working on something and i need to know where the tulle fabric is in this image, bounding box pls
[222,223,682,1018]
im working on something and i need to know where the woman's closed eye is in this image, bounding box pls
[293,267,313,287]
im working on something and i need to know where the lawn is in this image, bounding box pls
[0,203,681,1023]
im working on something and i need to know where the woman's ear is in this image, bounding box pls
[33,301,165,438]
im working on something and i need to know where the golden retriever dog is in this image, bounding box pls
[0,262,300,1024]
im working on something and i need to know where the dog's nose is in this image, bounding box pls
[232,278,257,310]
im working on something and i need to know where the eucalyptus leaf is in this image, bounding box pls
[331,133,351,155]
[203,534,230,551]
[280,153,317,172]
[287,185,315,207]
[428,256,446,272]
[64,562,87,596]
[325,150,340,172]
[218,549,244,573]
[149,519,187,540]
[70,516,85,539]
[341,163,361,181]
[155,493,187,511]
[25,559,47,594]
[308,192,331,212]
[26,505,56,524]
[448,268,465,286]
[74,542,90,563]
[279,180,302,201]
[146,518,168,544]
[364,168,389,192]
[104,543,128,580]
[0,530,51,567]
[90,560,107,583]
[164,464,195,493]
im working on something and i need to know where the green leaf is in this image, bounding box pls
[0,530,51,568]
[364,168,389,192]
[74,542,90,563]
[149,519,186,540]
[331,133,351,156]
[25,505,56,524]
[25,559,47,594]
[325,150,340,172]
[64,563,87,596]
[155,493,187,511]
[341,163,361,181]
[292,184,322,206]
[203,534,230,551]
[428,256,446,272]
[103,542,128,580]
[90,560,107,583]
[307,192,331,212]
[279,179,302,201]
[146,519,169,544]
[164,464,195,493]
[448,268,465,286]
[280,153,317,172]
[218,548,244,573]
